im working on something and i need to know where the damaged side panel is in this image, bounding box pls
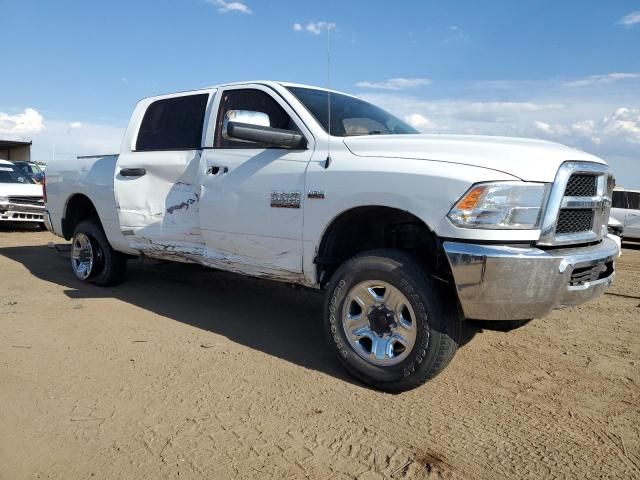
[114,150,204,249]
[132,236,308,285]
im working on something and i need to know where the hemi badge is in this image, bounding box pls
[121,230,135,236]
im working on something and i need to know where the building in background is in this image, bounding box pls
[0,139,32,162]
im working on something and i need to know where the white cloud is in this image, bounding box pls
[404,113,438,130]
[207,0,252,14]
[532,108,640,150]
[601,107,640,144]
[0,108,45,136]
[292,21,336,35]
[31,119,125,162]
[571,120,601,145]
[0,107,124,162]
[533,121,569,136]
[453,102,564,120]
[355,78,431,90]
[564,72,640,87]
[618,11,640,27]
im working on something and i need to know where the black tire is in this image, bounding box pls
[324,249,461,392]
[71,219,127,286]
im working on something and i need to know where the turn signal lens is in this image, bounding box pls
[455,185,486,211]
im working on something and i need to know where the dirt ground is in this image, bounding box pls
[0,226,638,480]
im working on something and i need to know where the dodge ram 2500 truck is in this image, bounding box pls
[44,81,619,391]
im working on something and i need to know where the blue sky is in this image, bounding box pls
[1,0,639,186]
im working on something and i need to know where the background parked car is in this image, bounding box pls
[0,159,45,228]
[611,188,640,241]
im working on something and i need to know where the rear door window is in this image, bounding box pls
[627,192,640,210]
[612,191,628,209]
[136,94,208,151]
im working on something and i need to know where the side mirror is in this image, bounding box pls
[226,121,307,149]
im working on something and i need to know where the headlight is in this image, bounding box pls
[0,196,8,203]
[448,182,549,229]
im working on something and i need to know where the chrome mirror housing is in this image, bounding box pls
[222,110,270,141]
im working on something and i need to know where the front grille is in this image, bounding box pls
[565,174,597,197]
[7,196,43,206]
[538,162,611,246]
[556,209,594,234]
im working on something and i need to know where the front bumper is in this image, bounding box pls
[0,203,45,223]
[443,236,619,320]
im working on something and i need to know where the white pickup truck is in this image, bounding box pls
[44,81,619,391]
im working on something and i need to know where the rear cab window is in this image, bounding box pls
[136,94,209,151]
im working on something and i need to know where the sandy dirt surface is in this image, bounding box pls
[0,226,639,479]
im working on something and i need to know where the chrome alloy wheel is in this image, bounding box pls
[71,233,95,280]
[342,280,418,366]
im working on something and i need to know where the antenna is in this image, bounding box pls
[324,23,332,169]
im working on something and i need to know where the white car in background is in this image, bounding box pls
[607,216,623,256]
[611,188,640,241]
[0,159,45,226]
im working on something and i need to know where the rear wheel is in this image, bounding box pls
[71,219,127,286]
[324,249,461,392]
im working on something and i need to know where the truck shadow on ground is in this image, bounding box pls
[0,242,523,388]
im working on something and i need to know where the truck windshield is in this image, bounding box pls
[287,86,418,137]
[0,165,36,184]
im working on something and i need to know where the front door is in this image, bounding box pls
[198,85,314,279]
[114,91,214,258]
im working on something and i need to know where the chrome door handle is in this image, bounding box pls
[207,166,228,175]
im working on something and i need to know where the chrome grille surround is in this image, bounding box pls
[538,161,614,246]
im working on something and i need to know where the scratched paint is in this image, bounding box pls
[167,193,199,214]
[132,236,309,285]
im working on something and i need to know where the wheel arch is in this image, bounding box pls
[314,205,446,287]
[61,193,103,240]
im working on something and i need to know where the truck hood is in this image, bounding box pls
[0,183,43,197]
[343,134,606,182]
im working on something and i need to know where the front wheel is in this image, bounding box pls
[71,219,127,286]
[324,249,461,392]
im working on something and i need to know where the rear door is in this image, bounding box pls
[610,191,628,230]
[624,191,640,239]
[198,85,314,278]
[114,90,215,256]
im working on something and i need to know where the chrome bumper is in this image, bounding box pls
[0,203,45,223]
[443,236,619,320]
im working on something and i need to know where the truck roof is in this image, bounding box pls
[141,81,357,103]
